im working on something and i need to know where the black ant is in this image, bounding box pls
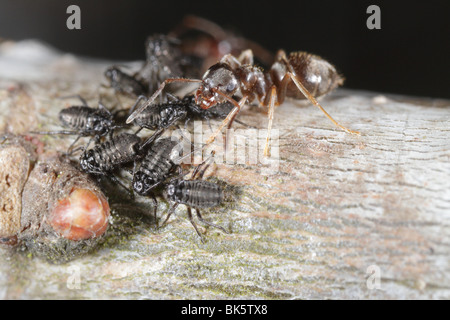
[169,15,275,72]
[126,49,360,156]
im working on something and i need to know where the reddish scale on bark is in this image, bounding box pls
[48,188,110,240]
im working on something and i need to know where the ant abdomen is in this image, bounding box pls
[271,51,344,99]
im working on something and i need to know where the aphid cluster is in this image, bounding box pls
[24,16,357,247]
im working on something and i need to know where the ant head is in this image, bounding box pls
[195,63,239,109]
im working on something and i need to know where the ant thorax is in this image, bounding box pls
[235,65,269,102]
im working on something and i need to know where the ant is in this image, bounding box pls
[126,49,360,156]
[169,15,275,72]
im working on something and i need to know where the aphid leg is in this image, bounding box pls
[285,69,360,135]
[195,208,229,234]
[263,86,278,157]
[66,134,83,155]
[57,94,88,106]
[205,94,247,145]
[175,125,195,149]
[126,78,202,124]
[29,130,78,135]
[161,203,179,227]
[232,118,256,129]
[140,128,164,151]
[166,92,179,102]
[149,192,158,229]
[65,145,85,156]
[129,95,149,115]
[109,174,134,199]
[187,207,205,242]
[190,151,215,180]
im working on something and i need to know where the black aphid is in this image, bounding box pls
[31,95,120,153]
[162,155,228,241]
[80,132,141,190]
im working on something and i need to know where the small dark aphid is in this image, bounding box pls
[132,137,182,196]
[80,132,141,190]
[132,137,183,223]
[162,156,228,241]
[104,66,147,98]
[31,96,119,153]
[131,95,190,133]
[130,94,248,143]
[138,34,202,95]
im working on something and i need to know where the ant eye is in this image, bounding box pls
[226,80,237,93]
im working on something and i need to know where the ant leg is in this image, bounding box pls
[187,207,205,241]
[237,49,254,65]
[170,15,228,43]
[205,93,247,145]
[195,208,229,234]
[286,72,360,135]
[263,86,278,157]
[161,203,179,227]
[126,78,202,124]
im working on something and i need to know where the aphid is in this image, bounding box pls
[31,95,119,152]
[127,49,360,156]
[131,137,183,222]
[132,137,182,197]
[137,34,201,96]
[104,65,148,98]
[130,94,249,147]
[80,132,141,190]
[162,155,228,241]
